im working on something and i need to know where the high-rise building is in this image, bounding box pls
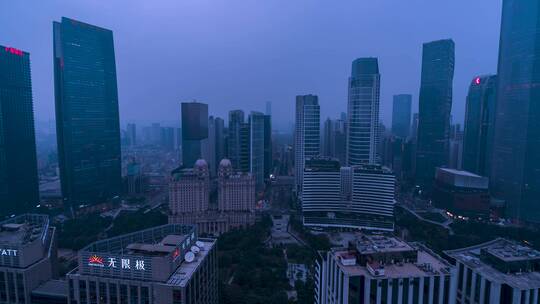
[415,39,455,187]
[462,75,497,176]
[263,114,273,178]
[169,160,210,215]
[53,17,122,205]
[67,224,218,304]
[346,58,381,166]
[322,118,346,165]
[227,110,249,172]
[301,158,345,227]
[0,45,39,215]
[218,159,256,212]
[391,94,412,139]
[490,0,540,224]
[351,164,395,231]
[214,117,225,169]
[207,116,216,175]
[315,234,457,304]
[161,127,175,151]
[445,238,540,304]
[0,214,58,304]
[249,112,265,189]
[181,102,208,168]
[294,95,321,193]
[126,123,137,147]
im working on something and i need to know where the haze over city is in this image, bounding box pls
[4,1,540,303]
[1,0,501,130]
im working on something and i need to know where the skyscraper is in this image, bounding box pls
[127,123,137,147]
[346,58,381,166]
[322,118,346,165]
[249,111,265,189]
[214,117,225,166]
[462,75,497,176]
[0,45,39,215]
[294,95,320,193]
[391,94,412,139]
[263,114,272,178]
[208,116,216,174]
[228,110,249,172]
[491,0,540,223]
[53,17,122,204]
[181,102,208,167]
[415,39,455,187]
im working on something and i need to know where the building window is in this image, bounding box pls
[130,286,138,304]
[109,283,118,304]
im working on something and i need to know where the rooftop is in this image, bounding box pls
[81,224,195,255]
[331,234,452,279]
[31,280,68,298]
[0,214,49,246]
[167,238,216,287]
[356,234,413,254]
[445,238,540,290]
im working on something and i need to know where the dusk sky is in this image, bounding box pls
[1,1,501,131]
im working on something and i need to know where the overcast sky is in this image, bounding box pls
[1,1,501,131]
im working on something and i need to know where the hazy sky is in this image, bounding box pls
[1,1,501,131]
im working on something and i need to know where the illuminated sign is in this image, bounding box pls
[88,255,145,270]
[4,47,23,56]
[0,249,17,256]
[474,77,481,85]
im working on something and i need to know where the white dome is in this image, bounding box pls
[194,159,208,168]
[219,158,232,167]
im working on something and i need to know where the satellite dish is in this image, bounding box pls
[195,241,204,249]
[184,251,195,263]
[191,245,200,254]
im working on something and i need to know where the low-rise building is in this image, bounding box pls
[315,234,456,304]
[445,238,540,304]
[432,168,490,218]
[67,224,217,304]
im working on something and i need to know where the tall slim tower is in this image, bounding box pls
[228,110,249,172]
[462,75,497,176]
[263,114,272,178]
[491,0,540,223]
[346,58,381,166]
[249,111,265,190]
[181,102,208,167]
[0,46,39,215]
[391,94,412,139]
[415,39,455,186]
[294,95,320,193]
[54,17,122,204]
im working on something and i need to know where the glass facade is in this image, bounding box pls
[0,45,39,216]
[181,102,209,168]
[391,94,412,139]
[53,17,122,205]
[491,0,540,223]
[415,39,455,186]
[249,112,265,189]
[462,75,497,177]
[346,58,380,166]
[294,95,320,193]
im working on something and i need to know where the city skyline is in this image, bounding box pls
[1,1,501,131]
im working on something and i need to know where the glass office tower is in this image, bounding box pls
[415,39,455,187]
[346,58,380,166]
[181,102,209,168]
[294,95,320,193]
[54,17,122,205]
[249,111,265,190]
[491,0,540,223]
[391,94,412,139]
[462,75,497,177]
[0,46,39,215]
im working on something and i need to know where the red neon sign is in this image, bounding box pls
[4,47,23,57]
[474,77,481,85]
[88,255,104,265]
